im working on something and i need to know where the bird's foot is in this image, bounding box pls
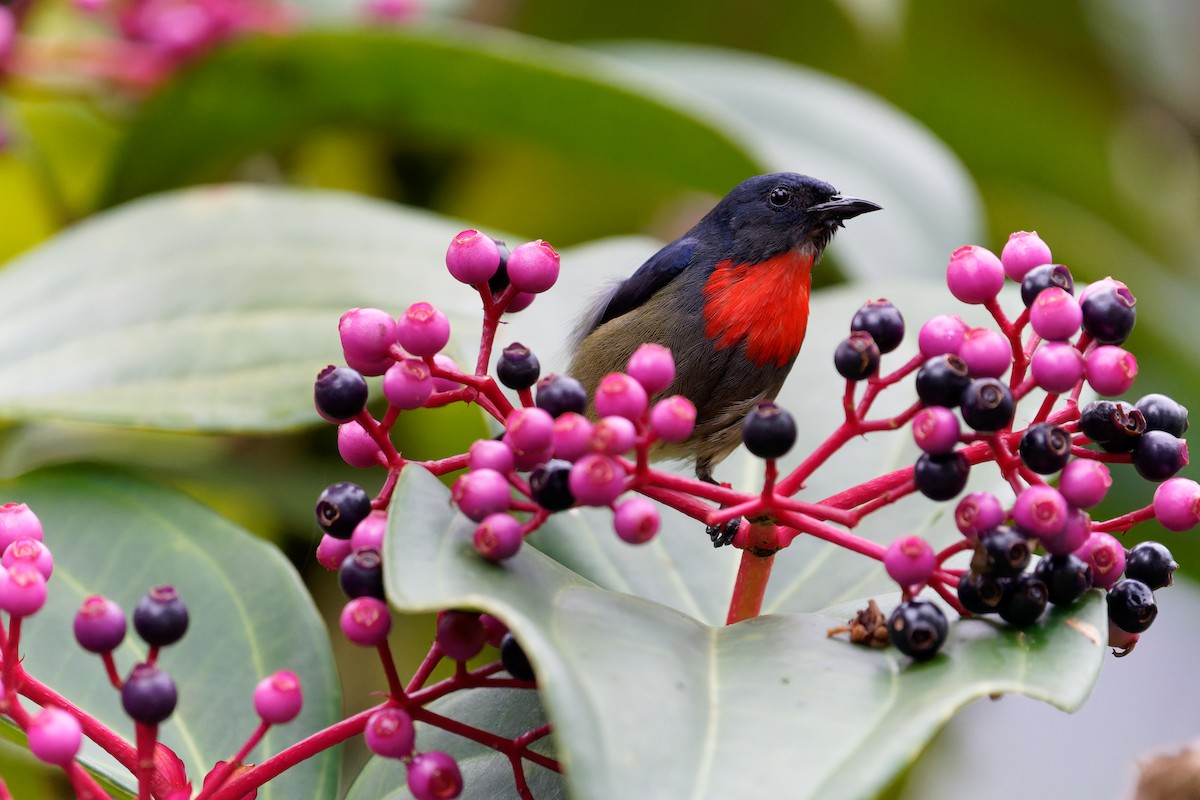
[706,518,740,548]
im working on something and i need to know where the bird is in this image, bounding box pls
[568,172,879,529]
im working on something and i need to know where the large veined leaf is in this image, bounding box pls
[0,466,340,798]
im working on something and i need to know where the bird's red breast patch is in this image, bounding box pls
[702,250,815,367]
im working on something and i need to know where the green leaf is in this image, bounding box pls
[0,466,340,798]
[383,466,1106,800]
[100,27,760,207]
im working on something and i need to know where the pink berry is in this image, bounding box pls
[958,327,1010,379]
[27,708,82,766]
[1085,346,1137,396]
[365,707,415,759]
[340,597,392,646]
[468,439,515,474]
[383,359,434,410]
[1075,532,1126,589]
[254,670,303,725]
[445,230,500,285]
[551,413,593,461]
[339,308,398,376]
[954,492,1005,540]
[0,503,43,552]
[510,441,553,472]
[504,407,555,454]
[1029,287,1082,341]
[407,751,463,800]
[1030,342,1085,394]
[505,292,537,314]
[396,302,450,358]
[1058,460,1111,509]
[364,0,420,23]
[590,415,638,456]
[506,240,559,294]
[1000,231,1052,281]
[338,421,385,468]
[430,354,460,393]
[568,454,626,507]
[1040,507,1091,555]
[946,245,1004,305]
[3,537,53,579]
[613,497,660,544]
[1011,485,1068,540]
[450,469,510,522]
[0,562,47,617]
[626,344,676,394]
[73,595,127,653]
[883,535,936,589]
[479,613,508,646]
[595,373,648,421]
[317,534,354,571]
[1153,478,1200,531]
[649,396,696,444]
[473,513,523,561]
[351,510,388,551]
[911,406,960,455]
[436,610,487,661]
[918,314,968,357]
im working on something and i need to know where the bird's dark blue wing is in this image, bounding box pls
[574,237,698,343]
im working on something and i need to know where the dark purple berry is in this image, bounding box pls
[316,482,372,539]
[339,547,385,600]
[834,332,880,381]
[529,459,574,512]
[914,452,970,501]
[1032,553,1093,606]
[956,571,1007,615]
[742,402,797,460]
[1018,422,1072,474]
[887,599,948,661]
[1124,541,1177,590]
[500,633,535,681]
[535,375,588,418]
[998,574,1048,627]
[1080,282,1136,345]
[915,355,972,408]
[851,299,905,354]
[121,663,178,725]
[973,526,1030,578]
[435,610,487,662]
[1107,579,1157,633]
[959,378,1016,433]
[1020,264,1074,308]
[73,596,127,654]
[1136,394,1189,438]
[1132,430,1189,482]
[314,365,369,424]
[1080,400,1145,453]
[132,586,189,648]
[487,239,511,295]
[496,343,540,391]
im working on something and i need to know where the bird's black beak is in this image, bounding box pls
[807,195,882,221]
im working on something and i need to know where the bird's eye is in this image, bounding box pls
[768,186,792,208]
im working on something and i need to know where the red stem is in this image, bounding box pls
[726,522,779,624]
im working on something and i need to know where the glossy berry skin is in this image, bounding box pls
[884,536,936,589]
[1030,342,1085,394]
[742,402,797,460]
[1001,230,1052,281]
[496,343,540,390]
[122,663,178,725]
[506,240,560,294]
[382,359,433,411]
[338,307,398,376]
[337,421,384,469]
[1080,400,1144,453]
[1012,485,1069,540]
[1032,553,1093,606]
[569,454,626,507]
[1080,280,1136,345]
[1076,532,1126,590]
[505,408,555,455]
[959,378,1016,433]
[946,245,1004,305]
[589,416,638,457]
[613,497,660,544]
[535,375,588,418]
[1058,459,1112,509]
[833,332,880,381]
[468,439,515,475]
[316,482,373,539]
[551,413,593,461]
[915,355,971,408]
[650,396,697,444]
[0,562,46,616]
[1020,264,1074,308]
[396,302,450,358]
[500,633,535,681]
[365,707,416,759]
[339,547,385,600]
[451,469,511,523]
[1040,507,1091,556]
[3,537,53,579]
[1153,478,1200,531]
[530,459,575,512]
[473,513,523,561]
[958,328,1010,379]
[974,526,1030,578]
[954,492,1006,540]
[445,229,501,285]
[316,534,354,572]
[436,610,487,662]
[1107,579,1157,634]
[956,571,1007,615]
[887,599,948,661]
[851,299,904,353]
[914,452,970,501]
[74,595,127,654]
[1018,423,1071,474]
[998,574,1048,628]
[595,373,649,421]
[0,503,43,552]
[917,314,968,358]
[407,751,464,800]
[314,365,369,424]
[911,406,960,455]
[27,708,83,766]
[1085,346,1138,397]
[254,670,303,725]
[1132,430,1189,482]
[1124,541,1177,590]
[133,586,189,647]
[351,511,388,552]
[1029,287,1082,342]
[1136,393,1189,437]
[340,597,392,646]
[626,343,676,394]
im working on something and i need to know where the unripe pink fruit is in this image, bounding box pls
[946,245,1004,304]
[595,373,649,421]
[396,302,451,358]
[613,497,660,544]
[506,240,560,294]
[254,670,303,725]
[650,396,696,444]
[365,707,416,759]
[626,344,676,394]
[27,708,82,766]
[918,314,968,357]
[1000,230,1053,281]
[383,359,434,410]
[339,307,398,376]
[445,230,501,285]
[883,535,936,589]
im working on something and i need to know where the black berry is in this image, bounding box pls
[887,599,948,661]
[998,573,1048,628]
[314,365,369,423]
[316,482,372,539]
[1032,553,1093,606]
[1080,400,1144,453]
[339,547,385,600]
[973,526,1030,578]
[742,402,797,460]
[915,355,972,408]
[956,571,1007,615]
[132,586,189,648]
[959,378,1016,432]
[913,452,970,501]
[1107,578,1157,634]
[834,332,880,381]
[851,300,905,354]
[1124,541,1176,590]
[1132,430,1189,482]
[500,633,535,681]
[1136,394,1189,438]
[1020,264,1074,308]
[1018,422,1072,474]
[487,239,512,295]
[122,663,178,725]
[1080,283,1136,345]
[530,459,574,511]
[535,375,588,418]
[496,343,540,390]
